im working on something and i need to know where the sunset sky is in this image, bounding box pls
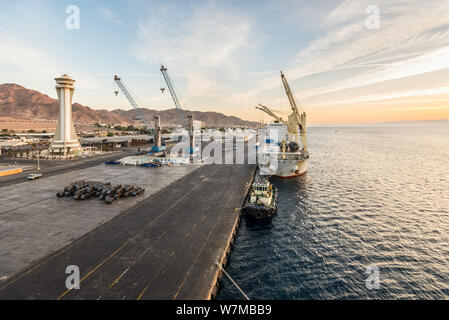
[1,0,449,125]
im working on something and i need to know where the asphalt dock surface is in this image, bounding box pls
[0,163,255,300]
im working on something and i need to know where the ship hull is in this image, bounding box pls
[273,158,308,179]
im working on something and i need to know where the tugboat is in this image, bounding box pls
[242,174,278,220]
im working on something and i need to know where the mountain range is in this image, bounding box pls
[0,83,258,128]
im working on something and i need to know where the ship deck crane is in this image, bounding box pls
[255,103,299,143]
[255,104,287,125]
[114,75,151,131]
[256,72,307,153]
[160,65,187,128]
[280,71,307,153]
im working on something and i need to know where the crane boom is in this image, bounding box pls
[255,104,286,124]
[280,71,307,153]
[160,65,187,127]
[280,71,306,126]
[114,75,151,130]
[280,72,300,115]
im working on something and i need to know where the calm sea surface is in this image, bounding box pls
[217,125,449,300]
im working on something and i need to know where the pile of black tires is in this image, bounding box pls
[56,181,145,204]
[100,184,145,204]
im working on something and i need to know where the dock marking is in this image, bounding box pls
[137,182,228,300]
[112,200,211,295]
[136,286,148,300]
[108,267,130,289]
[135,247,177,300]
[108,229,169,289]
[173,171,236,300]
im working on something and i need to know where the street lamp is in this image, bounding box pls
[37,139,40,171]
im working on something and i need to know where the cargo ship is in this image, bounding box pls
[256,71,309,178]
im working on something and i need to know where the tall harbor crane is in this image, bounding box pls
[160,65,187,128]
[114,75,151,130]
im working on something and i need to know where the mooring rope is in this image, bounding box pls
[215,260,250,300]
[234,205,249,212]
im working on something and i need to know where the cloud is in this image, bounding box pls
[134,2,251,98]
[99,6,122,24]
[0,34,60,76]
[245,0,449,106]
[0,33,102,90]
[388,106,449,111]
[309,85,449,108]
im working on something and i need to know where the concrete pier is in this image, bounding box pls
[0,162,201,281]
[0,163,255,299]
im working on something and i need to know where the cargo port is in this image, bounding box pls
[0,145,255,300]
[3,0,449,304]
[0,68,260,300]
[0,75,258,300]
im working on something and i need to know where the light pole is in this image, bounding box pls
[37,139,40,171]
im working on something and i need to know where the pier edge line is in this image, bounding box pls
[208,166,257,300]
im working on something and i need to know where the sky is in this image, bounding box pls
[1,0,449,125]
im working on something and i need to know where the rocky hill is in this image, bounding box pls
[0,83,257,128]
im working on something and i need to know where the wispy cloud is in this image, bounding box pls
[134,2,251,98]
[1,0,448,123]
[0,33,102,90]
[292,0,449,78]
[309,85,449,107]
[99,6,122,24]
[388,106,449,111]
[246,0,449,107]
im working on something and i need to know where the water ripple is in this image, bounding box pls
[218,126,449,300]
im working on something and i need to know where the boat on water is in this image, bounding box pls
[256,71,309,178]
[242,174,278,220]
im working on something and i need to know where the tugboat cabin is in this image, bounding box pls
[250,177,273,207]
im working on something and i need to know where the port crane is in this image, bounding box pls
[114,75,151,130]
[160,65,187,128]
[255,72,307,153]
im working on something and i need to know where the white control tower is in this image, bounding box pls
[49,74,81,158]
